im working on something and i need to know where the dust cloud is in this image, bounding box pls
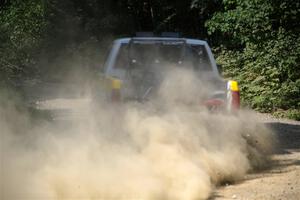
[0,68,275,200]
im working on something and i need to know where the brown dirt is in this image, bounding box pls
[212,114,300,200]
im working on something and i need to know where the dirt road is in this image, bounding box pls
[37,99,300,200]
[213,115,300,200]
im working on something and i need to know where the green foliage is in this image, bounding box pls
[286,110,300,121]
[273,109,300,121]
[0,0,46,86]
[208,0,300,119]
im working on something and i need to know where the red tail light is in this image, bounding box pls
[203,98,224,107]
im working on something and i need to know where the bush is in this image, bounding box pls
[0,0,46,86]
[207,0,300,119]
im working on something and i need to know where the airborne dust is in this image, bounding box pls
[0,68,275,200]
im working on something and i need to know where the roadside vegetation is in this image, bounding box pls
[0,0,299,120]
[207,0,300,120]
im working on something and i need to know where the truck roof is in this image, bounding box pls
[114,37,208,45]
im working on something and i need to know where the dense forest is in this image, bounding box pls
[0,0,299,119]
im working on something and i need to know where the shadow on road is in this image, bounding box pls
[249,122,300,176]
[265,122,300,151]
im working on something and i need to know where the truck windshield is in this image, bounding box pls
[113,41,212,72]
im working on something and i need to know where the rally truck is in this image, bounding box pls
[98,33,240,112]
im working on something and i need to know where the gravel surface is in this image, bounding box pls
[213,113,300,200]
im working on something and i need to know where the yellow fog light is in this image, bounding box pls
[228,80,239,92]
[111,78,122,89]
[108,77,122,102]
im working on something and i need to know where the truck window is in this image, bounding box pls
[185,44,212,72]
[114,44,129,69]
[112,42,212,72]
